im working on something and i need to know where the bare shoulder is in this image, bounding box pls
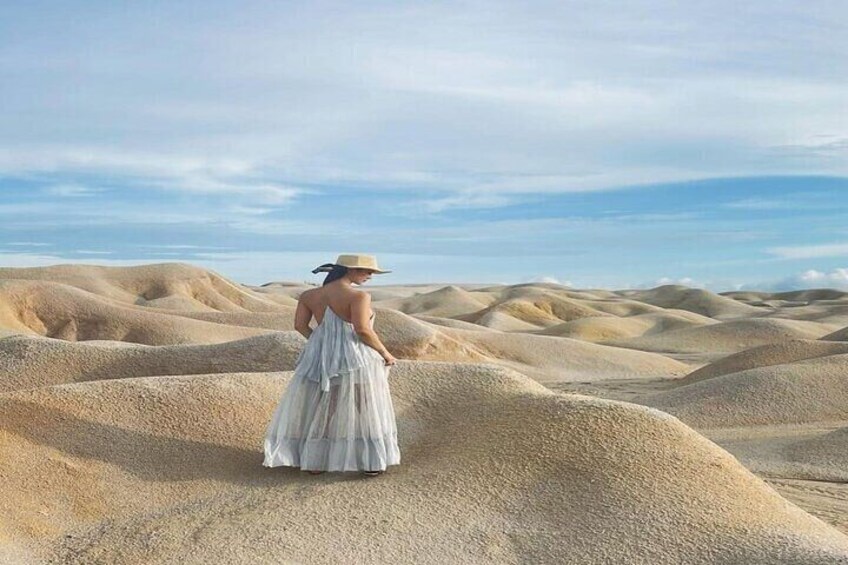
[298,287,322,306]
[348,289,371,308]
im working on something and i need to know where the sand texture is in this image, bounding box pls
[1,263,847,564]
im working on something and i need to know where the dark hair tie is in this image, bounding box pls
[311,263,337,274]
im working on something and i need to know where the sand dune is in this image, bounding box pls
[378,285,495,318]
[538,310,715,343]
[680,339,848,384]
[754,304,848,325]
[0,279,273,345]
[2,363,847,563]
[616,284,766,319]
[464,296,611,329]
[569,298,668,317]
[638,353,848,427]
[537,315,654,341]
[784,426,848,481]
[0,262,284,312]
[435,327,691,382]
[0,333,302,393]
[822,324,848,341]
[160,309,297,330]
[603,317,838,354]
[719,290,773,302]
[770,288,848,302]
[720,288,848,325]
[701,422,848,487]
[471,307,546,331]
[412,314,501,332]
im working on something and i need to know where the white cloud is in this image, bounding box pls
[721,193,841,211]
[766,242,848,260]
[736,267,848,291]
[44,184,102,197]
[723,198,799,210]
[525,275,573,286]
[140,244,238,250]
[0,252,168,269]
[798,268,848,286]
[639,276,706,289]
[0,148,307,207]
[1,2,847,211]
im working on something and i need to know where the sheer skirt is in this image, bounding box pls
[263,355,401,472]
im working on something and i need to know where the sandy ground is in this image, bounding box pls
[1,263,847,564]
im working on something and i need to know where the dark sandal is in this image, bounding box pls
[307,470,325,475]
[362,470,384,477]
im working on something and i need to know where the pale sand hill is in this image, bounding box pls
[636,353,848,428]
[615,284,766,319]
[538,310,715,343]
[433,327,691,383]
[160,309,296,330]
[0,333,301,393]
[567,298,668,317]
[0,280,273,345]
[822,325,848,341]
[412,314,501,332]
[377,285,496,318]
[538,315,656,342]
[702,422,848,483]
[493,284,622,302]
[464,297,611,329]
[771,289,848,302]
[720,290,773,302]
[0,262,284,312]
[757,304,848,325]
[2,364,847,564]
[367,284,476,302]
[785,426,848,481]
[568,288,626,299]
[602,317,839,355]
[680,339,848,384]
[722,288,848,324]
[472,308,545,331]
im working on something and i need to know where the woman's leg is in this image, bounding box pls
[308,385,339,475]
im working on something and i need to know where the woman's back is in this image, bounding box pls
[307,283,372,326]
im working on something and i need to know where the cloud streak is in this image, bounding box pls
[1,1,847,208]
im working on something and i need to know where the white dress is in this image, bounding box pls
[263,305,401,472]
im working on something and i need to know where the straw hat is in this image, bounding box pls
[311,253,392,274]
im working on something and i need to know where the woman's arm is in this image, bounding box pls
[351,292,390,358]
[294,297,313,339]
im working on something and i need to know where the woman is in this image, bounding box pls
[263,254,401,477]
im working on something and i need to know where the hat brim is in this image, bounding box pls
[339,266,391,274]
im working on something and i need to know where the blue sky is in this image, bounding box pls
[1,1,847,290]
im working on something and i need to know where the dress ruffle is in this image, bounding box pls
[293,309,383,392]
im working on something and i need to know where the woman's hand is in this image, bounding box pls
[382,352,398,366]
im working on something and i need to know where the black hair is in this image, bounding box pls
[312,263,349,286]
